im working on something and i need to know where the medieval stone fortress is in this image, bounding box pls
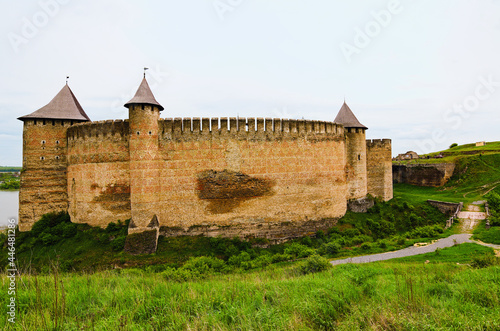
[18,75,392,245]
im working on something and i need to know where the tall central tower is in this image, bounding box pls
[334,102,368,200]
[124,75,164,237]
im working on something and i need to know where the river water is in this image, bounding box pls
[0,191,19,227]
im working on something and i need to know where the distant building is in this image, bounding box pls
[476,141,486,147]
[394,151,419,161]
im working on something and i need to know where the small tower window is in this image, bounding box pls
[34,120,37,125]
[52,120,55,126]
[40,156,45,160]
[148,131,152,135]
[358,155,361,161]
[41,140,46,144]
[55,156,60,160]
[56,140,60,144]
[137,131,140,135]
[43,120,46,125]
[141,105,145,110]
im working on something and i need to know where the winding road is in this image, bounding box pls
[330,207,500,266]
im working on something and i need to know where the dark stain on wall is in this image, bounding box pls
[92,183,131,211]
[196,170,274,214]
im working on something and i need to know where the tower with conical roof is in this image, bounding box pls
[334,102,368,200]
[17,84,90,231]
[124,75,163,248]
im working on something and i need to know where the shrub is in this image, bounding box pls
[471,254,499,268]
[486,192,500,211]
[299,255,332,274]
[301,236,313,247]
[284,243,315,259]
[228,251,251,266]
[111,235,127,251]
[271,253,292,263]
[360,242,371,250]
[182,256,226,274]
[449,143,458,149]
[106,222,120,233]
[318,241,341,256]
[343,228,361,238]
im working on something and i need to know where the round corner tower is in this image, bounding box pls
[334,102,368,200]
[17,84,90,231]
[124,75,164,233]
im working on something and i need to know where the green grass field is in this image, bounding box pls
[1,244,498,330]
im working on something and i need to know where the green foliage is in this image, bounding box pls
[284,243,315,259]
[471,254,499,268]
[298,254,332,274]
[318,241,341,256]
[449,143,458,148]
[0,178,20,189]
[111,235,127,251]
[473,221,500,245]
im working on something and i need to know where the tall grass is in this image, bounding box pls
[2,244,499,330]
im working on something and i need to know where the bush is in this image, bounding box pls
[449,143,458,149]
[271,253,292,263]
[111,235,126,251]
[318,241,341,256]
[360,242,371,250]
[486,192,500,211]
[471,254,499,268]
[284,243,315,259]
[299,255,332,274]
[182,256,226,274]
[301,236,313,247]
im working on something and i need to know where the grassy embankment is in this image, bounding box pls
[1,244,499,330]
[394,142,500,204]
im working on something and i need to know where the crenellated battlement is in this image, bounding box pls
[366,139,391,148]
[158,117,344,142]
[67,119,130,141]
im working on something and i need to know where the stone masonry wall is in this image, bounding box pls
[156,118,348,239]
[366,139,393,201]
[66,120,131,226]
[392,163,456,187]
[344,128,367,200]
[19,119,71,231]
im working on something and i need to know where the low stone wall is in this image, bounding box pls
[393,163,455,187]
[427,200,463,228]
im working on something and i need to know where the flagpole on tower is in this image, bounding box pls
[144,67,149,78]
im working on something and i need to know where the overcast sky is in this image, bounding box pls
[1,0,500,166]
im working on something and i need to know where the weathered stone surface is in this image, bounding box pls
[347,197,375,213]
[393,163,455,187]
[366,139,393,201]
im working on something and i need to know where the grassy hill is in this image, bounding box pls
[395,142,500,204]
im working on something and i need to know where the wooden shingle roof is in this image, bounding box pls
[333,102,367,129]
[18,84,90,122]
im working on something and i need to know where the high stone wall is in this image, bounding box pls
[366,139,393,201]
[19,119,72,231]
[67,120,131,226]
[155,117,348,239]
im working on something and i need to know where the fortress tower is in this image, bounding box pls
[17,84,90,231]
[124,76,163,234]
[334,102,368,200]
